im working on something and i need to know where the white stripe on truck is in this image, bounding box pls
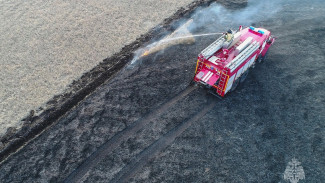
[203,72,213,83]
[202,71,211,82]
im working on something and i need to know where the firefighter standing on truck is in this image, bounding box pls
[225,29,233,42]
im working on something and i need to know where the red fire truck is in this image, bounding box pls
[193,26,275,97]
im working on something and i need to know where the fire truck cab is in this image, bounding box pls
[193,26,275,97]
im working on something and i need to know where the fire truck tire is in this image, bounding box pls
[258,50,268,63]
[240,70,249,83]
[257,54,263,63]
[189,80,195,86]
[262,51,268,61]
[230,78,240,92]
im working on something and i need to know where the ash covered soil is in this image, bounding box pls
[0,0,324,182]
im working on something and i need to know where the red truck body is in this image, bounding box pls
[193,26,275,97]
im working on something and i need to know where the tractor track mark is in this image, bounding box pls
[63,85,197,183]
[110,102,216,183]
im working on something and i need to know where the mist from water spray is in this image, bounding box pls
[129,32,223,66]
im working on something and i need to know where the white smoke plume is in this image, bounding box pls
[188,0,288,33]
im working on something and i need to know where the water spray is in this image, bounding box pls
[158,33,224,43]
[130,32,223,66]
[130,19,193,65]
[130,18,224,66]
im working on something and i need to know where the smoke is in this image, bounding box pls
[189,0,288,33]
[128,0,288,68]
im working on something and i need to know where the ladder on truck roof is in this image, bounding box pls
[200,36,225,59]
[226,41,260,72]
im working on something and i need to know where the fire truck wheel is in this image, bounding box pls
[257,54,263,63]
[189,80,195,86]
[240,70,249,83]
[262,51,268,61]
[231,78,240,92]
[258,50,268,63]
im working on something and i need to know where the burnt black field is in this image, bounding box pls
[0,0,324,182]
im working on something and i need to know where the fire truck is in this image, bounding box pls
[193,26,275,97]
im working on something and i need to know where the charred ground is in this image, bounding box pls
[0,0,217,162]
[0,0,324,182]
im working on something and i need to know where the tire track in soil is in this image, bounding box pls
[64,85,197,183]
[110,101,217,183]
